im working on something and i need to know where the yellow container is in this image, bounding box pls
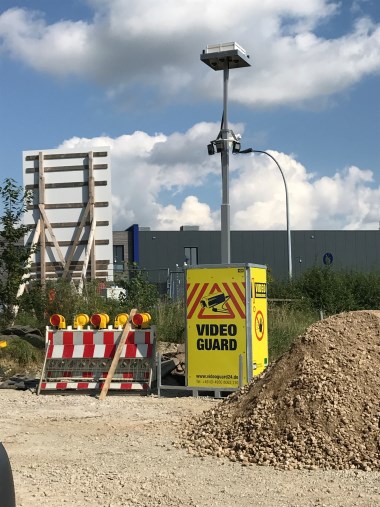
[185,264,268,389]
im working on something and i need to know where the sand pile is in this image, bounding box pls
[182,310,380,470]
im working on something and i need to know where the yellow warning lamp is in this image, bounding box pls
[114,313,129,328]
[132,312,151,328]
[0,340,7,348]
[90,313,110,329]
[73,313,90,329]
[50,314,66,329]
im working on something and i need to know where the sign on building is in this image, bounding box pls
[185,264,268,389]
[22,148,113,284]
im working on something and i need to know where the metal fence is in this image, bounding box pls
[113,267,186,299]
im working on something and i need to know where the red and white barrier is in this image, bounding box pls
[38,327,156,394]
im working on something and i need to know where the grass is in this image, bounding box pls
[153,299,185,344]
[0,300,318,377]
[268,302,319,361]
[0,337,45,377]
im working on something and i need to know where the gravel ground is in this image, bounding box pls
[182,311,380,472]
[0,390,380,507]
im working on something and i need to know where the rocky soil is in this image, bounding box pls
[182,311,380,472]
[1,311,380,505]
[1,390,380,507]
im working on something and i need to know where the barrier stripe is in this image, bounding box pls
[40,382,149,390]
[47,343,152,359]
[39,326,156,394]
[46,371,150,379]
[47,330,154,345]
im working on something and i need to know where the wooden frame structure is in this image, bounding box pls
[22,148,113,288]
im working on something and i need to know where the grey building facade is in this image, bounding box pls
[112,226,380,282]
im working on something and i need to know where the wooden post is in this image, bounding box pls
[38,205,66,269]
[98,309,137,400]
[38,151,46,284]
[88,151,96,281]
[62,202,91,280]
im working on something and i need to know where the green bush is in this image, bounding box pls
[1,337,44,366]
[153,298,185,343]
[265,266,380,361]
[118,267,159,312]
[268,266,380,317]
[268,302,318,360]
[18,279,129,328]
[8,266,380,374]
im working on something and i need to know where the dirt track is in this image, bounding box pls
[1,390,380,507]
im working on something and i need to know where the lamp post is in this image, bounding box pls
[201,42,251,264]
[238,148,293,280]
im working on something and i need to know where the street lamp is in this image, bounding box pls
[237,147,293,280]
[201,42,251,264]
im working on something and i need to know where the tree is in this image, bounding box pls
[0,178,35,325]
[118,265,159,311]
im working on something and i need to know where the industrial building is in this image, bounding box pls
[112,226,380,282]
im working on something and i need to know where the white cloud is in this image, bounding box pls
[58,124,380,231]
[157,196,216,231]
[0,1,379,107]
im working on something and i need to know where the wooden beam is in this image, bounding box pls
[62,201,91,279]
[98,309,137,401]
[40,220,109,229]
[25,151,107,161]
[38,205,66,268]
[25,163,108,173]
[28,202,109,210]
[13,220,42,321]
[25,181,107,190]
[38,151,46,283]
[78,213,96,291]
[89,151,96,280]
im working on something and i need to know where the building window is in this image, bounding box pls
[184,246,198,266]
[113,245,124,272]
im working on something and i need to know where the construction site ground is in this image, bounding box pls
[1,389,380,507]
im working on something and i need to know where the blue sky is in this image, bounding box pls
[0,0,379,231]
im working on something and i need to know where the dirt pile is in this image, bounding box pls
[182,310,380,471]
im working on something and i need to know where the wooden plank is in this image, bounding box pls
[98,309,137,401]
[46,239,110,246]
[38,152,46,283]
[38,205,66,268]
[42,220,109,229]
[25,181,107,190]
[89,151,96,281]
[44,239,109,247]
[13,220,42,320]
[32,259,110,268]
[28,202,109,210]
[26,152,107,161]
[61,201,91,279]
[78,213,96,291]
[25,164,108,173]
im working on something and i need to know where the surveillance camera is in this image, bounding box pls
[215,140,224,153]
[207,143,215,156]
[200,292,227,308]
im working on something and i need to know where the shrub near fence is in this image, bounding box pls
[4,266,380,374]
[267,302,318,361]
